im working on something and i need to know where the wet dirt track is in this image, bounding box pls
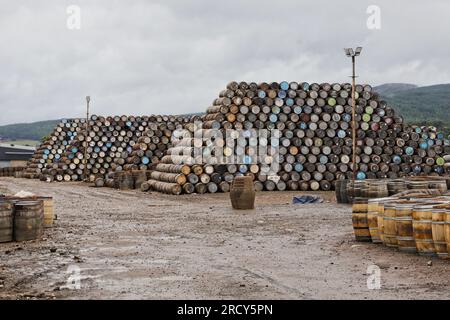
[0,177,449,300]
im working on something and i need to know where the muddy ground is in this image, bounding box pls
[0,177,449,300]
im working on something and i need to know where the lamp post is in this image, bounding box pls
[84,96,90,182]
[344,47,362,182]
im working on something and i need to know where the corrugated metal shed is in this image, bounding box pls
[0,143,35,161]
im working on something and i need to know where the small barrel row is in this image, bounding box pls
[352,196,450,259]
[337,176,450,204]
[0,167,26,177]
[0,196,55,243]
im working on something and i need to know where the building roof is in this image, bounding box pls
[0,144,35,161]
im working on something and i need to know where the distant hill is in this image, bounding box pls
[373,83,418,97]
[0,120,60,142]
[376,84,450,133]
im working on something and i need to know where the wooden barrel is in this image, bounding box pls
[446,209,450,258]
[412,205,436,256]
[140,181,150,192]
[38,197,54,228]
[13,200,44,242]
[155,163,191,175]
[195,183,207,194]
[432,206,448,259]
[387,180,407,196]
[181,183,193,194]
[150,171,186,185]
[383,202,398,248]
[335,179,349,203]
[408,181,429,190]
[0,201,13,243]
[219,181,231,193]
[230,176,255,210]
[367,180,389,198]
[347,180,368,203]
[375,197,398,244]
[367,199,381,243]
[147,180,182,195]
[429,180,448,194]
[94,177,105,187]
[119,172,134,190]
[132,170,148,189]
[395,202,418,253]
[352,197,371,242]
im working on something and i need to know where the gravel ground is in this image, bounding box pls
[0,177,449,300]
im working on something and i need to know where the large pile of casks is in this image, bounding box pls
[23,115,193,183]
[350,177,450,259]
[22,81,450,194]
[23,119,84,180]
[142,81,450,194]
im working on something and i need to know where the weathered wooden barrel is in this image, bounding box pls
[140,181,150,192]
[0,201,13,243]
[387,180,407,196]
[412,205,436,256]
[195,183,207,194]
[155,163,191,175]
[431,206,448,259]
[182,183,195,194]
[112,172,121,189]
[367,199,381,243]
[94,178,105,188]
[150,171,186,185]
[132,170,148,189]
[219,181,231,193]
[383,202,398,248]
[446,209,450,258]
[38,197,54,228]
[119,172,134,190]
[395,202,419,253]
[367,181,389,198]
[352,197,371,242]
[347,180,368,203]
[147,180,182,195]
[230,176,255,210]
[13,200,44,242]
[377,200,386,244]
[408,181,429,190]
[335,179,350,203]
[429,180,447,194]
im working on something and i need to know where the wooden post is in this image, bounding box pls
[84,96,90,181]
[351,56,357,182]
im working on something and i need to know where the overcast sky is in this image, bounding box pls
[0,0,449,125]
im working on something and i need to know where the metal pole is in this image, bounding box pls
[351,56,357,182]
[84,96,90,182]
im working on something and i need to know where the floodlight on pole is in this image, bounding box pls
[343,47,363,182]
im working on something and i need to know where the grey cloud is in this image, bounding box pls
[0,0,449,125]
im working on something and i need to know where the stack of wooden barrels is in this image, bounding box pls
[21,81,450,194]
[351,178,450,259]
[24,115,192,183]
[144,81,450,194]
[337,176,450,204]
[0,167,26,177]
[0,196,55,243]
[23,119,83,179]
